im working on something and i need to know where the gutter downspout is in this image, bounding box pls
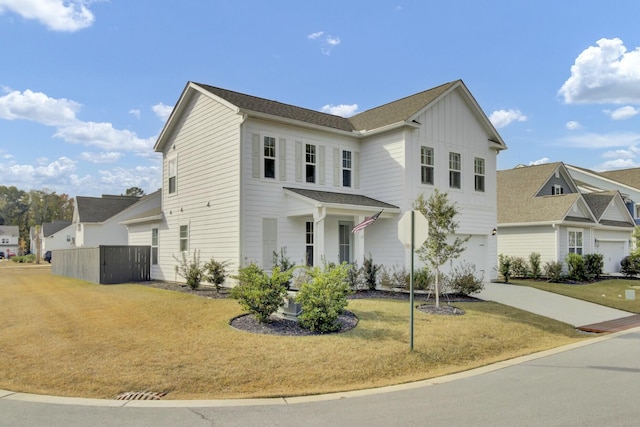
[314,206,327,266]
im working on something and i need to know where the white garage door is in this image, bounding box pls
[596,241,626,273]
[452,235,489,280]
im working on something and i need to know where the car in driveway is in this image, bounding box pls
[44,251,52,263]
[0,251,4,259]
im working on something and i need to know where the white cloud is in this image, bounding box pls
[0,89,80,126]
[601,146,640,159]
[607,106,640,120]
[54,121,155,152]
[7,156,76,179]
[488,109,527,129]
[559,132,640,148]
[98,165,161,190]
[308,30,341,55]
[152,102,173,121]
[529,157,550,166]
[129,109,141,119]
[558,38,640,104]
[566,121,580,130]
[79,151,123,163]
[0,0,95,32]
[321,103,358,117]
[594,159,640,171]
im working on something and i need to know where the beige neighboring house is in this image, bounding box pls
[143,79,507,284]
[498,162,635,273]
[0,225,20,258]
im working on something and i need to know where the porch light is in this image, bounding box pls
[491,228,497,236]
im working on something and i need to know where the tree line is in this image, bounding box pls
[0,186,75,253]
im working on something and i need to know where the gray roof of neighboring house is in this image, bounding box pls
[284,188,399,209]
[43,220,72,237]
[194,80,463,133]
[582,191,634,228]
[76,195,141,223]
[497,163,589,224]
[0,225,19,236]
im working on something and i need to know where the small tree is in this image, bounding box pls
[529,252,542,279]
[413,189,470,307]
[498,254,512,283]
[362,254,380,291]
[204,257,230,293]
[174,250,203,289]
[273,247,295,289]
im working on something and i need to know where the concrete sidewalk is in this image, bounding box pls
[477,282,633,327]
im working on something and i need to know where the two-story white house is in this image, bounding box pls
[146,80,507,284]
[0,225,20,258]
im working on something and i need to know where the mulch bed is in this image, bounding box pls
[136,281,474,335]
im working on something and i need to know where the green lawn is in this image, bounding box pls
[511,278,640,313]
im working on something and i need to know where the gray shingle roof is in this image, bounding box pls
[76,195,141,223]
[43,220,71,237]
[582,192,616,220]
[284,187,398,209]
[0,225,19,236]
[194,80,461,133]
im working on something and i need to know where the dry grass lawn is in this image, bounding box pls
[0,264,586,400]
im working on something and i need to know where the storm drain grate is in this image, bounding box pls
[116,391,168,400]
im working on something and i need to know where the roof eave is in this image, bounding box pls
[357,120,420,137]
[242,109,357,137]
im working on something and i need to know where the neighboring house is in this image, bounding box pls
[72,194,143,247]
[567,164,640,225]
[497,163,635,273]
[149,79,507,284]
[0,225,20,257]
[120,190,163,278]
[30,220,73,256]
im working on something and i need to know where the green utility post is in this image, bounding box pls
[410,210,415,351]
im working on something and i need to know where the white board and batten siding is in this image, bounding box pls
[158,92,243,282]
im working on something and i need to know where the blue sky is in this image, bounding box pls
[1,0,640,197]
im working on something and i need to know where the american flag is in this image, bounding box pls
[352,210,382,233]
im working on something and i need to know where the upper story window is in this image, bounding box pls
[421,146,434,185]
[474,157,485,192]
[568,230,583,255]
[552,184,564,195]
[179,225,189,252]
[342,150,352,187]
[264,137,276,179]
[305,144,316,183]
[168,157,177,194]
[449,152,461,189]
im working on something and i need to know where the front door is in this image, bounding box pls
[338,222,353,264]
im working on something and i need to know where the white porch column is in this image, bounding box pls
[354,215,365,265]
[314,207,326,266]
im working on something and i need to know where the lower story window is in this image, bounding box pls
[151,228,158,265]
[568,230,583,255]
[179,225,188,252]
[306,221,314,266]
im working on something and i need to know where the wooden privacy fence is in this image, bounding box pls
[51,246,151,284]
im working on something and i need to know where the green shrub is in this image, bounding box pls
[346,261,365,291]
[620,255,640,278]
[511,256,529,278]
[529,252,541,279]
[231,264,291,323]
[377,265,394,289]
[203,257,229,293]
[174,250,203,289]
[391,265,410,289]
[296,263,351,333]
[362,254,380,291]
[272,248,295,289]
[11,254,35,263]
[413,267,431,290]
[498,254,512,283]
[449,262,484,296]
[583,253,603,280]
[544,261,564,282]
[565,253,586,281]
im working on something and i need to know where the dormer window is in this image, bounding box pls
[552,184,563,195]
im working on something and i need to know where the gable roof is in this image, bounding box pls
[0,225,19,236]
[75,195,141,223]
[582,191,635,228]
[498,163,594,224]
[43,220,72,237]
[155,80,507,151]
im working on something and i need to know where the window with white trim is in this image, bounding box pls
[305,221,314,266]
[449,152,461,189]
[305,144,316,183]
[342,150,352,187]
[151,228,158,265]
[474,157,485,192]
[568,230,583,255]
[552,184,564,195]
[421,146,434,185]
[179,225,188,252]
[264,136,276,179]
[168,157,177,194]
